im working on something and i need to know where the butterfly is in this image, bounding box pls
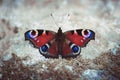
[25,27,95,58]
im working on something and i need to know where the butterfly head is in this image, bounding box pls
[81,29,95,40]
[25,30,38,40]
[58,27,62,33]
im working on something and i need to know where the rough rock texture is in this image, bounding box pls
[0,0,120,80]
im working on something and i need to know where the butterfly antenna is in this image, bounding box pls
[50,13,70,28]
[61,14,70,27]
[50,13,60,27]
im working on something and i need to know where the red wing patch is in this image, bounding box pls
[65,29,95,47]
[62,41,71,57]
[62,39,81,58]
[65,32,87,47]
[25,30,56,48]
[32,31,55,48]
[48,40,58,58]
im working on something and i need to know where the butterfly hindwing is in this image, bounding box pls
[61,39,81,58]
[39,39,58,58]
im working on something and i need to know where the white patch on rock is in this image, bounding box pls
[42,64,48,70]
[82,69,102,80]
[111,45,120,55]
[2,53,12,61]
[64,65,73,72]
[82,69,119,80]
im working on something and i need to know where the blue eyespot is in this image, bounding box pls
[41,45,48,52]
[70,43,81,55]
[89,31,94,38]
[72,45,79,53]
[25,32,31,39]
[39,44,50,54]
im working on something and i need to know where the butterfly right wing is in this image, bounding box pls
[61,29,95,58]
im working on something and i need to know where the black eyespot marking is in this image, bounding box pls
[31,30,36,36]
[76,30,82,35]
[71,31,74,35]
[46,31,49,35]
[84,30,88,35]
[38,30,44,36]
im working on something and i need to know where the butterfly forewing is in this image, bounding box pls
[64,29,95,47]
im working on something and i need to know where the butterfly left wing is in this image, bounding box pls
[25,29,59,58]
[61,29,95,58]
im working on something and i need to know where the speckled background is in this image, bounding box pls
[0,0,120,80]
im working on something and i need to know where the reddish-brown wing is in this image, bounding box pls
[61,38,81,58]
[61,29,95,58]
[64,29,95,47]
[25,30,58,58]
[25,30,55,48]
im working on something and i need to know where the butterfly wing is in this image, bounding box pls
[65,29,95,47]
[61,29,95,58]
[25,29,58,58]
[25,30,55,47]
[61,38,81,58]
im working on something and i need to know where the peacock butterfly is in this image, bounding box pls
[25,27,95,58]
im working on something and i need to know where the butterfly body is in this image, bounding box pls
[25,27,95,58]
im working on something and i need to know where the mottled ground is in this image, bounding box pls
[0,0,120,80]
